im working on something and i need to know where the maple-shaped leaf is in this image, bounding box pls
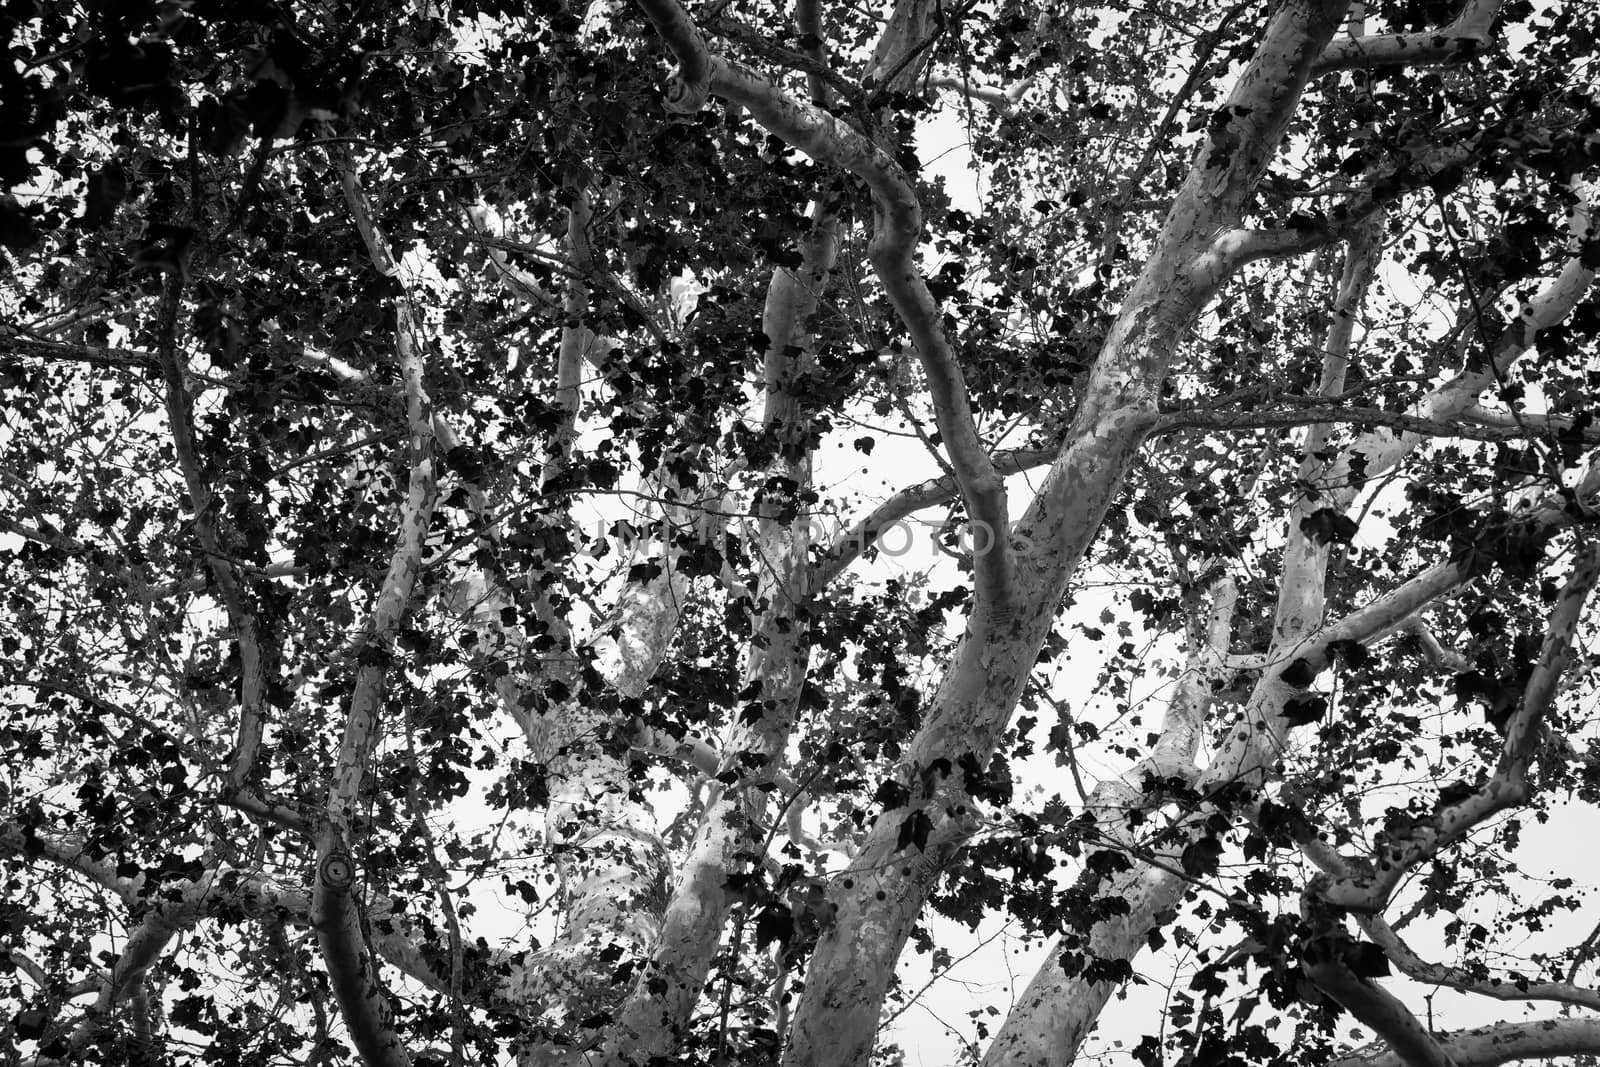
[1299,507,1359,545]
[897,809,933,852]
[1181,837,1223,877]
[1281,694,1328,726]
[1280,658,1317,688]
[1327,639,1370,668]
[875,779,910,810]
[754,906,796,951]
[1342,940,1392,978]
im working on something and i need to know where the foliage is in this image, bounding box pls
[2,0,1600,1066]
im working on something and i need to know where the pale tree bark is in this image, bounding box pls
[773,4,1351,1064]
[445,192,688,1057]
[151,248,275,821]
[1296,543,1600,1067]
[1358,911,1600,1011]
[1270,217,1382,649]
[1318,542,1600,911]
[13,184,309,1056]
[1332,1018,1600,1067]
[310,149,443,1067]
[595,205,840,1063]
[980,580,1238,1067]
[977,165,1599,1067]
[1312,0,1501,74]
[1300,901,1458,1067]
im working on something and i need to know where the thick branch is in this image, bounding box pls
[1312,0,1500,75]
[151,272,268,795]
[1322,543,1600,911]
[633,0,713,112]
[1156,399,1600,446]
[1331,1018,1600,1067]
[7,336,157,369]
[927,74,1033,110]
[791,0,832,104]
[1362,914,1600,1011]
[1302,921,1455,1067]
[980,579,1236,1067]
[0,823,135,903]
[314,149,445,1067]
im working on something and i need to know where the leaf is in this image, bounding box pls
[1327,639,1369,668]
[0,197,40,251]
[1181,837,1223,877]
[1299,507,1359,545]
[1281,694,1327,726]
[81,163,127,228]
[396,628,429,655]
[1280,658,1317,688]
[356,644,394,668]
[1342,940,1391,978]
[875,779,911,810]
[628,560,664,583]
[897,809,933,852]
[754,906,796,951]
[1083,957,1134,984]
[13,1008,47,1039]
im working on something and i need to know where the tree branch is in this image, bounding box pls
[1261,179,1597,549]
[1156,400,1600,446]
[314,147,444,1067]
[1331,1018,1600,1067]
[1361,912,1600,1011]
[926,74,1033,110]
[980,578,1236,1067]
[6,336,157,369]
[1209,144,1474,271]
[462,204,562,308]
[790,0,833,104]
[1312,0,1501,76]
[151,269,269,798]
[811,447,1054,589]
[629,0,1015,603]
[0,823,136,903]
[1301,905,1455,1067]
[1321,543,1600,912]
[634,0,714,112]
[702,15,855,106]
[0,514,89,555]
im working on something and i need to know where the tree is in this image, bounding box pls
[2,0,1600,1064]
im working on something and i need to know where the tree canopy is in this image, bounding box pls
[3,0,1600,1065]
